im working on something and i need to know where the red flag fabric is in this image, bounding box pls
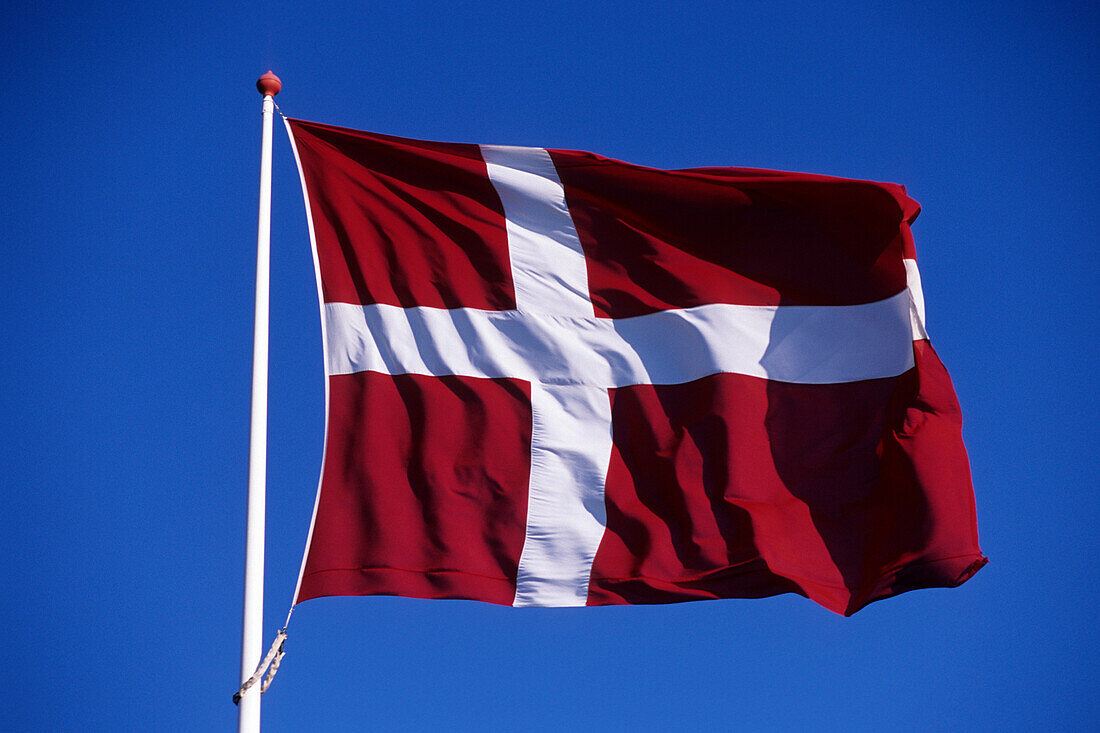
[285,118,985,616]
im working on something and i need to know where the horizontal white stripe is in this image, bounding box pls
[481,145,593,318]
[513,384,612,607]
[325,291,916,387]
[904,259,928,340]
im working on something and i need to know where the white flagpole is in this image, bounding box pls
[240,70,281,733]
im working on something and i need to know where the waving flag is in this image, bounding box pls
[285,118,985,616]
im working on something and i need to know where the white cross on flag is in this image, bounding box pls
[285,118,985,616]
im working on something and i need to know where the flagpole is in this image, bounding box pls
[240,70,281,733]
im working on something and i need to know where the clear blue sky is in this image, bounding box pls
[3,1,1096,730]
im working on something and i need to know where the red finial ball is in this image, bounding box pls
[256,71,282,97]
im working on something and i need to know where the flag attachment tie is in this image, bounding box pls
[233,628,287,705]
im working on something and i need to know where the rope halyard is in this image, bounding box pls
[233,628,287,705]
[261,641,285,693]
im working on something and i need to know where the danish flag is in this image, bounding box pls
[285,119,984,616]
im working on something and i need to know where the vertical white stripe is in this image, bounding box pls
[904,259,928,340]
[513,383,612,607]
[481,145,594,318]
[482,143,611,606]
